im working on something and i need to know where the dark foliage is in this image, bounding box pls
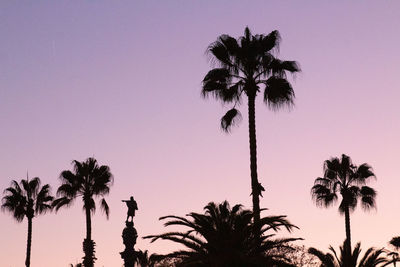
[144,201,301,267]
[309,240,394,267]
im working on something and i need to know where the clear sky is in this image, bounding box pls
[1,1,400,266]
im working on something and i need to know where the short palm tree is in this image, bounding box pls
[144,201,301,267]
[52,157,113,267]
[1,177,53,267]
[202,27,300,235]
[308,240,392,267]
[311,154,376,255]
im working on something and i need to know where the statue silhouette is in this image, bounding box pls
[122,196,138,222]
[121,196,139,266]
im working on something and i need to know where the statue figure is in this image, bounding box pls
[121,196,139,266]
[122,196,138,222]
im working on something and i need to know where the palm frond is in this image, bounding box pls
[269,59,300,78]
[220,108,242,132]
[52,197,73,211]
[259,30,281,53]
[100,198,109,219]
[57,183,78,198]
[360,186,377,210]
[202,68,232,100]
[264,77,295,110]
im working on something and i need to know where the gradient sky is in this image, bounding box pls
[1,1,400,266]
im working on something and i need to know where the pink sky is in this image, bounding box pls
[1,1,400,266]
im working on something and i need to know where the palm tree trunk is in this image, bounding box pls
[25,217,32,267]
[344,204,352,255]
[247,95,261,234]
[86,207,91,241]
[83,207,94,267]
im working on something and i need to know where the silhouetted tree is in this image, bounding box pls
[136,250,154,267]
[311,154,376,255]
[135,249,167,267]
[1,177,53,267]
[388,237,400,267]
[52,158,113,267]
[144,201,301,266]
[202,27,300,238]
[274,245,319,266]
[308,240,392,267]
[390,237,400,251]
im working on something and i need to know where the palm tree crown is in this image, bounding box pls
[2,177,53,221]
[53,157,113,267]
[202,27,300,123]
[2,177,53,267]
[202,27,300,236]
[309,240,392,267]
[311,154,377,255]
[53,157,113,217]
[144,201,301,267]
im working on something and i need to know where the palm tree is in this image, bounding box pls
[1,177,53,267]
[144,201,301,267]
[308,240,392,267]
[311,154,376,255]
[388,237,400,267]
[202,27,300,235]
[390,237,400,251]
[52,157,113,267]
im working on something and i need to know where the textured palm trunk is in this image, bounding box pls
[83,207,94,267]
[247,95,261,237]
[344,204,352,255]
[86,207,91,241]
[25,217,32,267]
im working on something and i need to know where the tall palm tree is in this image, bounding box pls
[52,157,113,267]
[144,201,301,267]
[1,177,53,267]
[311,154,377,255]
[202,27,300,234]
[308,240,392,267]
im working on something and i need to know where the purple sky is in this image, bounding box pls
[1,1,400,266]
